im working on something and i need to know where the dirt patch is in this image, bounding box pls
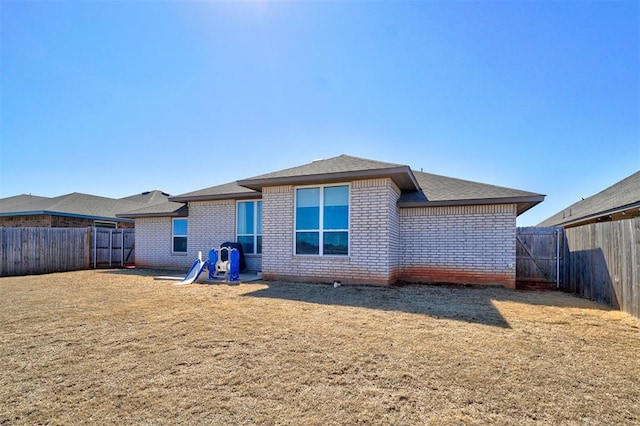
[1,269,639,424]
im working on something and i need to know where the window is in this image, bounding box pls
[237,200,262,254]
[172,218,187,253]
[295,185,349,256]
[94,221,117,229]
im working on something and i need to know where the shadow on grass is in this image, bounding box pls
[99,268,612,327]
[243,281,515,328]
[99,268,185,277]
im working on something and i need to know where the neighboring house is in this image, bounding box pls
[538,171,640,228]
[120,155,544,288]
[0,190,171,229]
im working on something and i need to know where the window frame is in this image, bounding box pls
[294,183,350,257]
[94,220,117,229]
[172,218,188,254]
[236,200,262,255]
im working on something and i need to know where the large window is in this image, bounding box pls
[237,200,262,254]
[172,218,187,253]
[295,185,349,256]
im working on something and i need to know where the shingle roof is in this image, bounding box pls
[0,191,172,222]
[122,154,545,217]
[120,190,172,205]
[244,155,405,179]
[117,201,188,218]
[0,194,49,209]
[538,171,640,227]
[169,182,259,203]
[398,171,544,215]
[237,154,419,191]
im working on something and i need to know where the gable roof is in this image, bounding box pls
[538,171,640,227]
[237,154,420,192]
[399,171,545,215]
[0,191,172,223]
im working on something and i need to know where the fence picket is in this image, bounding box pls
[516,227,562,288]
[0,227,135,276]
[562,217,639,319]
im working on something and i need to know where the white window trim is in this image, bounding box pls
[236,200,262,255]
[294,183,350,257]
[172,218,188,254]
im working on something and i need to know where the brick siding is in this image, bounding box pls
[188,200,235,262]
[133,184,517,288]
[134,217,192,269]
[261,178,401,285]
[134,200,263,272]
[398,204,517,288]
[0,215,52,227]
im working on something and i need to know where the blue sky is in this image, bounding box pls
[1,0,638,226]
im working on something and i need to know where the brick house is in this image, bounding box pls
[120,155,544,288]
[0,191,171,229]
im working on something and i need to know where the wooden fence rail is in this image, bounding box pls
[0,227,135,277]
[0,227,90,276]
[561,217,639,320]
[91,228,135,268]
[516,227,563,288]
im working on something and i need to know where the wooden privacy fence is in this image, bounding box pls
[1,227,90,276]
[0,227,135,277]
[561,217,639,319]
[516,227,563,288]
[517,222,638,319]
[91,228,135,269]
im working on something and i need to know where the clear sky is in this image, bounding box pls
[1,0,638,226]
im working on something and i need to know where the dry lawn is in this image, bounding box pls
[1,269,639,425]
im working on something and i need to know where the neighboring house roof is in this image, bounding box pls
[0,191,172,223]
[121,154,545,217]
[0,194,50,209]
[538,171,640,227]
[237,154,420,192]
[399,171,545,215]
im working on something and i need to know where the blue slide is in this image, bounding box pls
[176,258,209,285]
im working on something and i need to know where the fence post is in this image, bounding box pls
[108,229,113,267]
[555,228,561,288]
[85,228,91,269]
[121,230,124,267]
[92,227,96,269]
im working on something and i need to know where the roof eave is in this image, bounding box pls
[117,205,189,219]
[169,192,261,203]
[546,201,640,227]
[516,199,544,216]
[117,211,187,219]
[398,195,545,216]
[0,210,134,223]
[237,166,420,191]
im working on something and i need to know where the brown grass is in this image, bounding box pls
[1,269,639,425]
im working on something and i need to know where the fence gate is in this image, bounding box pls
[516,227,563,289]
[91,228,135,268]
